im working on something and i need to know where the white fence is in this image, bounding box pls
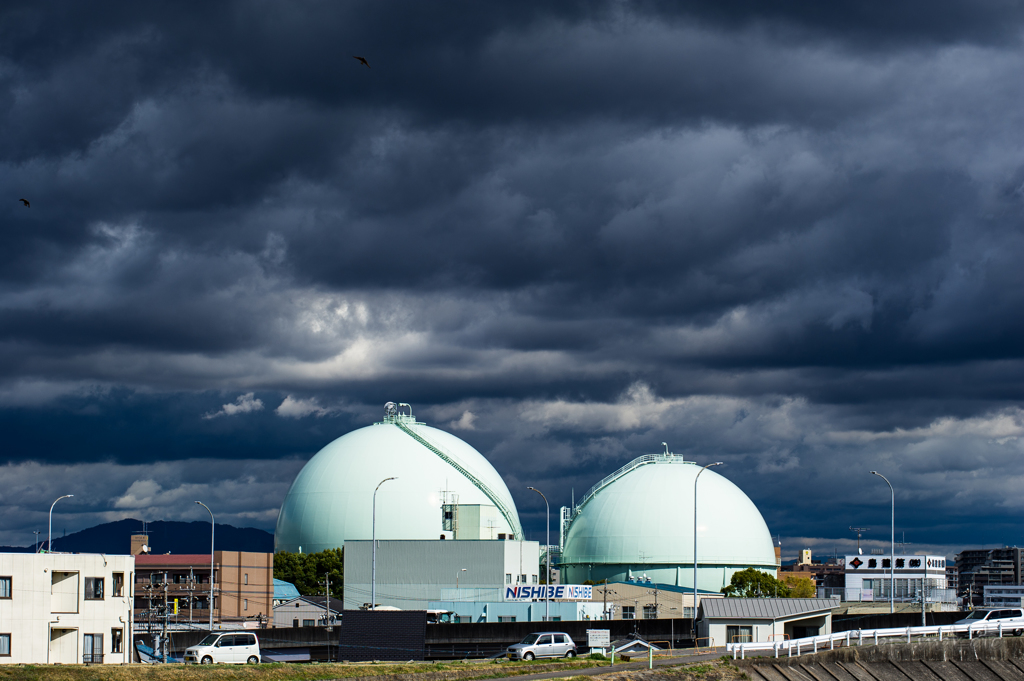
[728,620,1024,659]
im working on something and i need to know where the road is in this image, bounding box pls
[506,649,727,681]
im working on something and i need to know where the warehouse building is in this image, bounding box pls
[343,539,539,611]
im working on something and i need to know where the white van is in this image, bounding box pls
[955,608,1024,637]
[184,631,261,664]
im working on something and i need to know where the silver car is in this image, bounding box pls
[507,632,577,660]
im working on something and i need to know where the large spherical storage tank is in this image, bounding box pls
[560,455,776,592]
[275,404,523,554]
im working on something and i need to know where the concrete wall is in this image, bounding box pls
[428,600,604,623]
[0,552,134,665]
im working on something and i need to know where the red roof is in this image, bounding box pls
[135,554,213,567]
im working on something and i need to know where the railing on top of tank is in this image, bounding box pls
[567,454,690,524]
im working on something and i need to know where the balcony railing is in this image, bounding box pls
[83,653,104,664]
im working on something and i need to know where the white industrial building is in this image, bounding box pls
[0,552,134,664]
[843,554,954,606]
[343,539,539,610]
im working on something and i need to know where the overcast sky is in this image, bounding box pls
[2,1,1024,559]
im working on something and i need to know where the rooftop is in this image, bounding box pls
[702,598,839,619]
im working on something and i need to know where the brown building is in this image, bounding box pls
[133,551,273,628]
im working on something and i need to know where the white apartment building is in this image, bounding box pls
[0,552,135,664]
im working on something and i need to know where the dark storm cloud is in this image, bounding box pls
[1,1,1024,551]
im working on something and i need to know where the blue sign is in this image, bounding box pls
[504,585,593,601]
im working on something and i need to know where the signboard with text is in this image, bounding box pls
[587,629,611,648]
[504,585,593,601]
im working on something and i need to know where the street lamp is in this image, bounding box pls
[371,477,397,611]
[195,501,215,631]
[693,463,723,636]
[456,568,467,602]
[528,487,550,622]
[48,495,73,553]
[870,471,895,614]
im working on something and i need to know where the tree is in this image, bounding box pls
[722,568,792,598]
[274,548,343,600]
[781,574,816,598]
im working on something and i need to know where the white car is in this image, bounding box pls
[955,608,1024,636]
[184,631,261,664]
[506,632,577,660]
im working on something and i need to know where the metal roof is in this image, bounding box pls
[701,598,839,620]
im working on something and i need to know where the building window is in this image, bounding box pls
[532,575,539,584]
[505,574,511,584]
[292,619,299,628]
[244,573,248,585]
[0,577,10,599]
[726,625,752,643]
[621,606,635,620]
[83,633,103,663]
[112,573,124,597]
[0,634,9,656]
[244,599,248,611]
[520,574,527,584]
[643,605,658,619]
[84,577,104,600]
[111,628,123,654]
[682,607,693,619]
[302,619,315,627]
[498,616,516,622]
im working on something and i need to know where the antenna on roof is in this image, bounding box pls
[850,526,870,555]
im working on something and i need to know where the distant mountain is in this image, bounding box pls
[1,518,274,555]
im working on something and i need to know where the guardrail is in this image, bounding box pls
[728,620,1024,659]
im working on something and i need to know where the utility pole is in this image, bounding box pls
[322,572,332,662]
[601,580,617,620]
[163,571,169,664]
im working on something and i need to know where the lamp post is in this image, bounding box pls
[371,477,397,611]
[195,501,215,631]
[528,487,550,622]
[48,495,73,553]
[693,463,723,636]
[456,568,467,603]
[870,471,895,614]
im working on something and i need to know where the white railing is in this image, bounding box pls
[728,620,1024,659]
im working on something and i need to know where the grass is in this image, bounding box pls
[0,658,610,681]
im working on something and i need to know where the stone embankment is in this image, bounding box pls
[737,637,1024,680]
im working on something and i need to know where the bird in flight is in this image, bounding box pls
[19,198,29,207]
[353,56,370,69]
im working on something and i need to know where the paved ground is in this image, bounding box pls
[505,650,727,681]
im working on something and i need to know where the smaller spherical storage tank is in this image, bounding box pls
[560,455,776,592]
[275,404,523,554]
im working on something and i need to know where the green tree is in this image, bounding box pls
[274,548,343,600]
[781,574,816,598]
[722,567,792,598]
